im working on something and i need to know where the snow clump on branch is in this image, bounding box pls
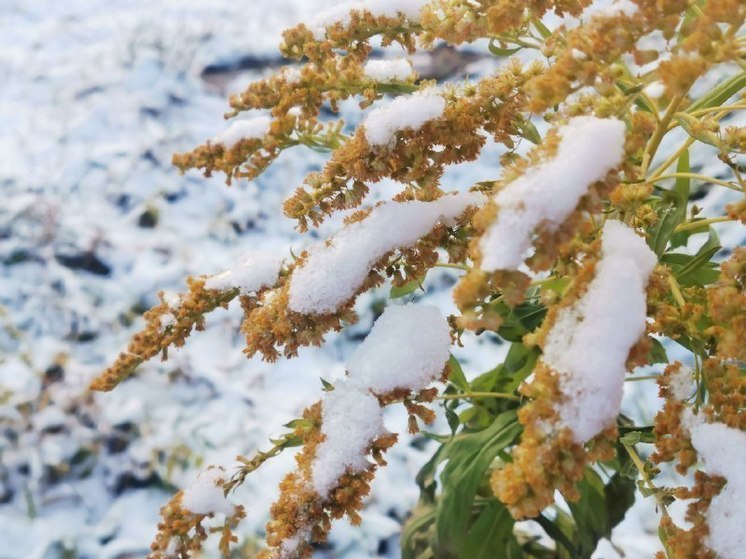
[543,220,657,443]
[362,87,446,147]
[306,0,429,40]
[288,192,485,315]
[479,116,626,272]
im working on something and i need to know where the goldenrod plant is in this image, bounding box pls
[91,0,746,557]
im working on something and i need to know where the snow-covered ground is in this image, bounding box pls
[0,2,742,559]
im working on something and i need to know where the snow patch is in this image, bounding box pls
[364,58,414,82]
[669,365,693,401]
[347,305,450,394]
[211,116,272,148]
[479,116,626,272]
[181,467,236,516]
[203,250,284,294]
[542,220,656,443]
[311,304,450,496]
[307,0,429,40]
[690,422,746,559]
[288,192,484,315]
[363,87,446,147]
[312,382,386,497]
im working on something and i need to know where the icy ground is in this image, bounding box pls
[0,2,742,559]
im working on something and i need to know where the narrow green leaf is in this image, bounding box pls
[648,336,669,364]
[376,83,420,94]
[461,502,517,558]
[686,72,746,113]
[535,514,578,557]
[674,227,721,285]
[488,39,521,57]
[604,472,636,532]
[650,150,690,256]
[435,411,521,555]
[390,277,423,298]
[533,18,552,39]
[446,354,469,391]
[517,117,542,144]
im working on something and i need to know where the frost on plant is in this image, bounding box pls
[89,0,746,557]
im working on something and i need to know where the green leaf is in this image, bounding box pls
[675,227,721,283]
[401,506,437,559]
[390,277,424,299]
[461,502,519,558]
[376,83,420,94]
[567,470,610,557]
[517,117,542,144]
[496,301,547,341]
[488,39,521,57]
[446,354,469,391]
[648,336,669,364]
[604,472,636,533]
[620,431,641,445]
[686,72,746,113]
[616,80,657,114]
[435,411,522,556]
[535,514,578,557]
[650,150,690,256]
[674,113,720,148]
[502,343,540,393]
[533,18,552,39]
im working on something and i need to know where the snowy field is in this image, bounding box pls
[0,2,743,558]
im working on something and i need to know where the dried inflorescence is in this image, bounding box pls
[491,360,616,519]
[492,220,656,518]
[259,401,398,559]
[707,247,746,361]
[91,279,240,392]
[92,0,746,556]
[149,468,246,559]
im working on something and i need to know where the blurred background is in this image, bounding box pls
[1,2,740,558]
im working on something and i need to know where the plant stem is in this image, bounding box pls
[648,137,694,180]
[625,374,661,382]
[434,262,471,271]
[674,216,733,233]
[685,103,746,117]
[622,442,670,518]
[652,173,742,192]
[641,93,686,176]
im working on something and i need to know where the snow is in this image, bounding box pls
[312,304,450,496]
[644,81,666,99]
[162,292,183,309]
[159,312,176,330]
[312,381,386,497]
[288,192,484,314]
[595,0,639,17]
[542,220,656,443]
[211,115,272,148]
[203,250,284,294]
[690,422,746,559]
[181,467,236,516]
[479,116,626,272]
[362,87,446,146]
[281,66,302,84]
[307,0,429,40]
[668,365,693,401]
[364,58,414,82]
[347,305,451,394]
[571,49,588,60]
